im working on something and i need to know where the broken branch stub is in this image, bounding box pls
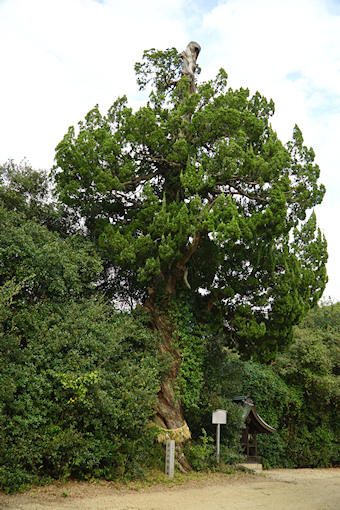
[181,41,201,94]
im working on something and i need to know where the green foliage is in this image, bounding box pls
[134,47,185,97]
[273,302,340,467]
[192,303,339,470]
[181,339,245,459]
[0,205,102,304]
[0,160,74,235]
[166,297,205,409]
[1,160,51,217]
[185,429,242,472]
[236,302,340,468]
[185,429,216,471]
[0,279,22,322]
[54,45,327,362]
[0,202,160,493]
[0,298,159,493]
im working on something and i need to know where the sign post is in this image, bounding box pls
[165,439,175,478]
[212,409,227,465]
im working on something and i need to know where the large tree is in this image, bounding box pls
[54,43,327,436]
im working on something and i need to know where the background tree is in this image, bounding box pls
[273,301,340,467]
[0,205,102,309]
[54,44,327,436]
[0,160,79,236]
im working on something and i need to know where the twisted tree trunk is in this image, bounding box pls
[144,291,192,472]
[144,43,201,471]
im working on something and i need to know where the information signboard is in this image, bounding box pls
[212,409,227,424]
[212,409,227,464]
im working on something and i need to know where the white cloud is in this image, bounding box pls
[199,0,340,134]
[0,0,189,169]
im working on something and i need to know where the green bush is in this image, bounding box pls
[185,429,242,471]
[238,303,340,468]
[0,299,159,492]
[185,429,216,471]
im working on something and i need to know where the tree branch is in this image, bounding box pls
[122,168,162,188]
[180,231,201,266]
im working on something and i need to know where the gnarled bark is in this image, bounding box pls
[144,298,184,429]
[144,298,192,471]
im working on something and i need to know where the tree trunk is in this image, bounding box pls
[144,292,192,472]
[144,295,185,430]
[144,235,201,432]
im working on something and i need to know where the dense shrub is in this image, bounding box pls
[240,303,340,468]
[0,298,159,492]
[185,428,243,471]
[0,206,160,492]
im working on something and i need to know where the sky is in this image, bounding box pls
[0,0,340,302]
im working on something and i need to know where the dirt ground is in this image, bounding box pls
[0,468,339,510]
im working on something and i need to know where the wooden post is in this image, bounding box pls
[165,439,175,478]
[216,423,221,465]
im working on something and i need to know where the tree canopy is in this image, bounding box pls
[54,47,327,365]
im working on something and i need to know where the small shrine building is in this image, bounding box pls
[233,396,276,464]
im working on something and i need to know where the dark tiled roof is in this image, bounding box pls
[233,396,276,434]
